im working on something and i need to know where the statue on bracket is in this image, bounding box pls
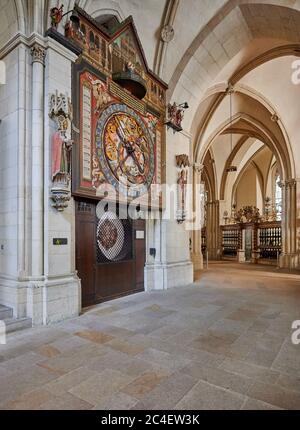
[50,5,64,29]
[166,102,188,133]
[51,115,72,183]
[176,154,190,224]
[49,91,73,211]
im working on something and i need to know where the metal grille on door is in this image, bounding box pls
[96,209,132,263]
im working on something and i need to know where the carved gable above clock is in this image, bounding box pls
[66,5,167,209]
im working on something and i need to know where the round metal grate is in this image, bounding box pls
[96,211,132,263]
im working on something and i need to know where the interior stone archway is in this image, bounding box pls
[192,83,297,270]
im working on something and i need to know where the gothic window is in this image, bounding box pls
[274,171,282,221]
[89,31,95,49]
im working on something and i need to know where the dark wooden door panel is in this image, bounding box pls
[76,219,96,306]
[95,261,136,302]
[76,199,145,307]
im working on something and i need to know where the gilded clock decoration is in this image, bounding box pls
[96,104,155,197]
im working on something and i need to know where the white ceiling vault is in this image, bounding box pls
[2,1,300,80]
[1,0,300,180]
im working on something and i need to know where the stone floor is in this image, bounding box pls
[0,262,300,410]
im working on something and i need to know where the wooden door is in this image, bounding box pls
[75,199,145,307]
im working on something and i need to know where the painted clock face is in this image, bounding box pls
[96,104,155,197]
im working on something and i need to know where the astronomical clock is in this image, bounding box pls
[48,5,167,305]
[68,5,167,209]
[96,104,155,198]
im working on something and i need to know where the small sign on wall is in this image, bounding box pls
[53,238,68,246]
[136,231,145,240]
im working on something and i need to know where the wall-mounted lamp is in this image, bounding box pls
[226,166,237,173]
[178,102,189,109]
[50,5,80,29]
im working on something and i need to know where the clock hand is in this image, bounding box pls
[114,120,145,175]
[117,152,130,172]
[129,150,145,175]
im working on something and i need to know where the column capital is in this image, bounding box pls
[287,179,297,188]
[279,179,296,189]
[31,44,46,65]
[193,163,204,174]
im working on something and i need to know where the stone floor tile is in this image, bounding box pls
[183,347,225,367]
[241,398,283,410]
[276,374,300,393]
[106,338,146,356]
[137,371,199,410]
[39,392,93,410]
[248,381,300,410]
[36,345,61,358]
[0,262,299,410]
[45,367,99,396]
[68,369,134,406]
[220,358,280,384]
[93,392,139,410]
[136,347,191,372]
[74,330,114,344]
[3,388,55,410]
[181,362,253,395]
[121,371,168,399]
[175,380,246,410]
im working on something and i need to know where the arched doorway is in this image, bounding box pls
[194,86,296,271]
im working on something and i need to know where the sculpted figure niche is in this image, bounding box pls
[49,91,73,211]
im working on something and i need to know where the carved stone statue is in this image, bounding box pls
[49,92,73,211]
[50,5,64,29]
[50,5,64,28]
[92,80,112,112]
[177,169,188,223]
[166,102,185,132]
[52,116,73,184]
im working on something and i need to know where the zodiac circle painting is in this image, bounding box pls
[95,104,155,198]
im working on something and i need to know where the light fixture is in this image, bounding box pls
[178,102,189,109]
[226,84,237,173]
[227,166,237,172]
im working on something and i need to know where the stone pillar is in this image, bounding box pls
[30,44,46,278]
[251,224,259,264]
[206,200,220,260]
[27,44,46,324]
[237,227,245,262]
[191,164,204,271]
[280,179,298,269]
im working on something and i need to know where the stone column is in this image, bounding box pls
[192,163,204,271]
[207,200,220,260]
[280,179,298,269]
[30,44,46,279]
[238,227,246,262]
